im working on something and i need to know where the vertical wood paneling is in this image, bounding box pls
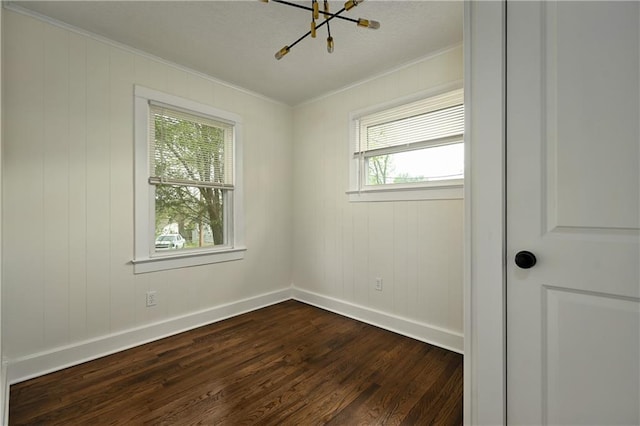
[187,73,214,106]
[332,199,344,297]
[293,46,464,336]
[418,48,463,91]
[242,97,267,278]
[247,104,293,293]
[406,201,420,319]
[42,25,71,347]
[165,67,191,101]
[5,10,294,360]
[393,202,409,315]
[394,65,421,99]
[0,7,4,393]
[447,201,464,332]
[165,267,190,317]
[144,271,170,324]
[271,103,294,288]
[368,203,394,311]
[67,33,88,342]
[292,108,316,290]
[418,202,448,328]
[3,13,46,357]
[352,203,369,304]
[133,56,167,93]
[370,73,396,106]
[132,272,151,326]
[322,113,338,296]
[84,39,112,337]
[108,47,136,332]
[298,104,324,294]
[341,206,355,302]
[213,84,239,115]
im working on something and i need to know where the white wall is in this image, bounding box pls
[0,3,6,422]
[2,10,293,372]
[291,46,464,351]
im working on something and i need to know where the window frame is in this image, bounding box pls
[347,82,464,202]
[133,86,245,274]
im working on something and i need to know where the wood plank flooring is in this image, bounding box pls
[9,300,463,425]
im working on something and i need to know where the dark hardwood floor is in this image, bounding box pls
[9,300,463,425]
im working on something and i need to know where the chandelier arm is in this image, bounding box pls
[289,31,311,50]
[271,0,359,24]
[285,5,347,50]
[314,6,348,31]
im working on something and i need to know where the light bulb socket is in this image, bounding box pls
[344,0,362,11]
[275,46,290,60]
[326,36,334,53]
[312,1,319,19]
[311,20,317,38]
[357,18,380,29]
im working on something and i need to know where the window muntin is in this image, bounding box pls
[352,88,464,193]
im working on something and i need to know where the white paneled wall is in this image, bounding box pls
[2,10,293,364]
[0,4,5,422]
[292,46,464,347]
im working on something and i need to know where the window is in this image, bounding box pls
[133,87,245,273]
[348,87,464,202]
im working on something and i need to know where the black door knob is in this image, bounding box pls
[515,251,537,269]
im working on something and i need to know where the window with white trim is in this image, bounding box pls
[348,88,464,202]
[133,87,245,273]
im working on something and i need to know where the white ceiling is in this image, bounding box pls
[9,0,463,105]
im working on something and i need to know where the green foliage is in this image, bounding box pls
[154,113,226,246]
[393,173,425,184]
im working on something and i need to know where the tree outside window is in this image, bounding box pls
[151,105,234,251]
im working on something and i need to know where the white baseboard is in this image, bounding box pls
[6,288,292,385]
[292,287,464,354]
[6,286,463,387]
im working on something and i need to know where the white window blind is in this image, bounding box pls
[356,89,464,156]
[149,103,234,189]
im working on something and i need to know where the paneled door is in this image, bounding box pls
[506,1,640,424]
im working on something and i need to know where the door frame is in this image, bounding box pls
[463,1,507,424]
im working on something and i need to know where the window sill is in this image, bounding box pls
[347,183,463,202]
[132,247,247,274]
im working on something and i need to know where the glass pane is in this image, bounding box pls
[366,143,464,186]
[155,184,225,252]
[151,106,232,185]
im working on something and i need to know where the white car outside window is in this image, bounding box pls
[155,234,185,250]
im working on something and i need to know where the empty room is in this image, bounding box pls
[1,1,639,425]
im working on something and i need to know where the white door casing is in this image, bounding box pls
[507,1,640,425]
[463,1,508,424]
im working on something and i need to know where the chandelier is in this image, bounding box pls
[261,0,380,60]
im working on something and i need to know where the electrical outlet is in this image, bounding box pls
[146,291,157,307]
[375,277,383,291]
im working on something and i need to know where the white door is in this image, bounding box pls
[507,1,640,424]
